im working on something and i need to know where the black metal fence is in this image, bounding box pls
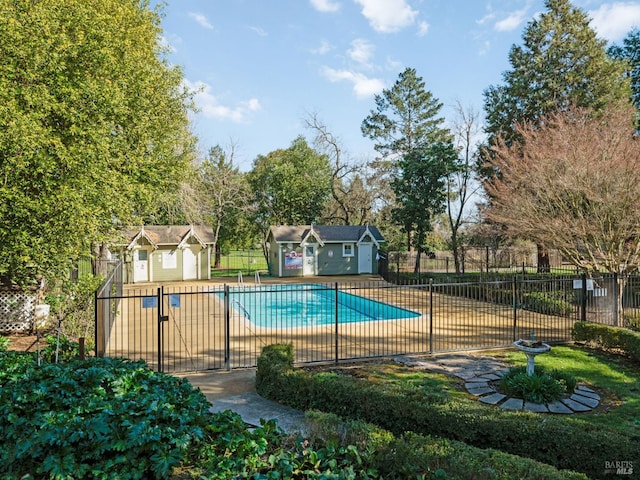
[94,272,639,373]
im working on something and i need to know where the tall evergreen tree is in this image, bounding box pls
[361,68,454,265]
[481,0,630,271]
[483,0,629,155]
[609,28,640,114]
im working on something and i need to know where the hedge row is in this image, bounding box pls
[305,410,587,480]
[257,344,635,480]
[572,321,640,361]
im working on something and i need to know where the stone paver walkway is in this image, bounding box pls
[395,354,600,414]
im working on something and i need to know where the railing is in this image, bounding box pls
[94,273,638,373]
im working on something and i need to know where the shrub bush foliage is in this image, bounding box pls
[572,321,640,361]
[499,366,576,403]
[257,344,634,479]
[0,352,211,479]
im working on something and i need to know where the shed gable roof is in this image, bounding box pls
[269,225,384,245]
[120,225,215,249]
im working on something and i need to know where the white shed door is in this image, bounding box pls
[303,245,316,276]
[183,247,198,280]
[133,249,149,283]
[358,244,372,274]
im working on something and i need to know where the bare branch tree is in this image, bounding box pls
[305,112,375,225]
[447,101,483,273]
[486,102,640,322]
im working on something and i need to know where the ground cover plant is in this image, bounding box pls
[257,343,639,479]
[498,365,576,403]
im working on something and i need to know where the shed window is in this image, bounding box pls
[343,244,354,257]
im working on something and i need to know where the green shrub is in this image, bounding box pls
[522,291,574,316]
[373,432,587,480]
[622,311,640,332]
[572,321,640,361]
[256,344,636,479]
[499,366,576,403]
[40,333,80,362]
[0,352,211,479]
[0,335,9,351]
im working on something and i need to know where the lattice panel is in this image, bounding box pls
[0,289,37,333]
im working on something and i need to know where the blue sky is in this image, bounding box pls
[157,0,640,170]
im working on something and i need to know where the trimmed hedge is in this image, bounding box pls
[572,321,640,361]
[257,344,636,480]
[305,410,586,480]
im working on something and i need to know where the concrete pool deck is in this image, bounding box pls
[101,274,575,372]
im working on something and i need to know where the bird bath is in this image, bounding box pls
[514,338,551,376]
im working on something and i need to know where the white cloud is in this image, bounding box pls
[348,38,375,65]
[476,12,496,26]
[248,25,268,37]
[188,12,214,30]
[494,8,529,32]
[310,0,341,12]
[589,2,640,42]
[354,0,418,33]
[185,80,261,123]
[321,66,385,98]
[311,40,333,55]
[417,21,430,36]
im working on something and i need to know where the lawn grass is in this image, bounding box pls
[212,249,268,277]
[311,345,640,437]
[492,345,640,436]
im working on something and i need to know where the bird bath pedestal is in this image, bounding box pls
[514,339,551,376]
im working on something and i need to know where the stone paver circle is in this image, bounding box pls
[395,354,600,414]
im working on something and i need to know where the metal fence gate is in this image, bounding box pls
[93,273,636,374]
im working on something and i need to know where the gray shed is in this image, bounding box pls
[266,225,385,277]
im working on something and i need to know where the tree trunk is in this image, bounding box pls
[536,245,550,273]
[413,248,422,275]
[92,243,110,277]
[451,232,461,274]
[214,244,222,269]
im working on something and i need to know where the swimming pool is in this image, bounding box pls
[225,284,421,328]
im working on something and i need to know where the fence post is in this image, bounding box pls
[157,287,163,372]
[429,278,433,353]
[512,276,517,341]
[581,273,587,322]
[613,272,619,327]
[94,289,100,358]
[224,284,231,370]
[334,282,339,364]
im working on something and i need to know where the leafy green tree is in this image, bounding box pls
[608,28,640,113]
[0,0,196,286]
[361,68,452,260]
[481,0,630,271]
[248,136,332,240]
[392,143,459,272]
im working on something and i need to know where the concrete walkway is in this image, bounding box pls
[178,369,308,434]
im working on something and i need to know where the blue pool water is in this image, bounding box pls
[225,284,421,328]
